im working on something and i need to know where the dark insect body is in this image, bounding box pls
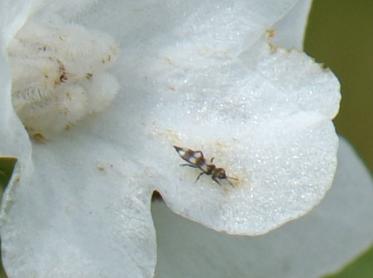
[173,145,237,186]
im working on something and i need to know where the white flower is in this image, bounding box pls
[154,138,373,278]
[0,0,370,277]
[9,19,120,139]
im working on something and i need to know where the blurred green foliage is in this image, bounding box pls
[325,248,373,278]
[0,0,372,277]
[0,158,16,196]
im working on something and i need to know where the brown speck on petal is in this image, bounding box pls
[31,132,47,144]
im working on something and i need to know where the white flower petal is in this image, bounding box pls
[0,3,35,204]
[133,41,339,234]
[22,0,338,235]
[0,0,34,44]
[31,0,96,21]
[1,3,157,276]
[9,18,120,139]
[153,138,373,278]
[63,0,339,234]
[76,0,300,49]
[1,135,156,277]
[272,0,313,49]
[1,1,341,276]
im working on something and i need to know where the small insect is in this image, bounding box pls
[173,145,238,186]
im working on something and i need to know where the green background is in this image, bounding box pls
[0,0,373,277]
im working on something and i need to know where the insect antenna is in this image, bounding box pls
[173,145,182,151]
[226,176,239,186]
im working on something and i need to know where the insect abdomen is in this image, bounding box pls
[174,145,204,164]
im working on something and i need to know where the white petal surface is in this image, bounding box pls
[134,41,339,234]
[68,0,340,234]
[0,1,32,161]
[1,1,340,276]
[153,138,373,278]
[31,0,339,235]
[1,131,156,277]
[77,0,300,46]
[272,0,313,49]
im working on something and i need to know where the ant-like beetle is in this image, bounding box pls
[173,145,237,186]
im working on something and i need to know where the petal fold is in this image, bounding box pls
[272,0,313,49]
[153,138,373,278]
[1,135,156,277]
[0,1,33,160]
[73,0,340,235]
[141,43,339,234]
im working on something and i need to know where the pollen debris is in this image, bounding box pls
[9,19,120,139]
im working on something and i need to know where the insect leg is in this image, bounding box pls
[227,176,238,186]
[180,163,198,168]
[195,172,205,183]
[210,157,215,163]
[212,177,222,185]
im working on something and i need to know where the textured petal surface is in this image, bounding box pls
[1,129,156,277]
[150,42,339,235]
[1,0,341,276]
[110,11,338,234]
[1,3,157,276]
[0,2,157,276]
[153,138,373,278]
[70,0,340,235]
[29,0,339,235]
